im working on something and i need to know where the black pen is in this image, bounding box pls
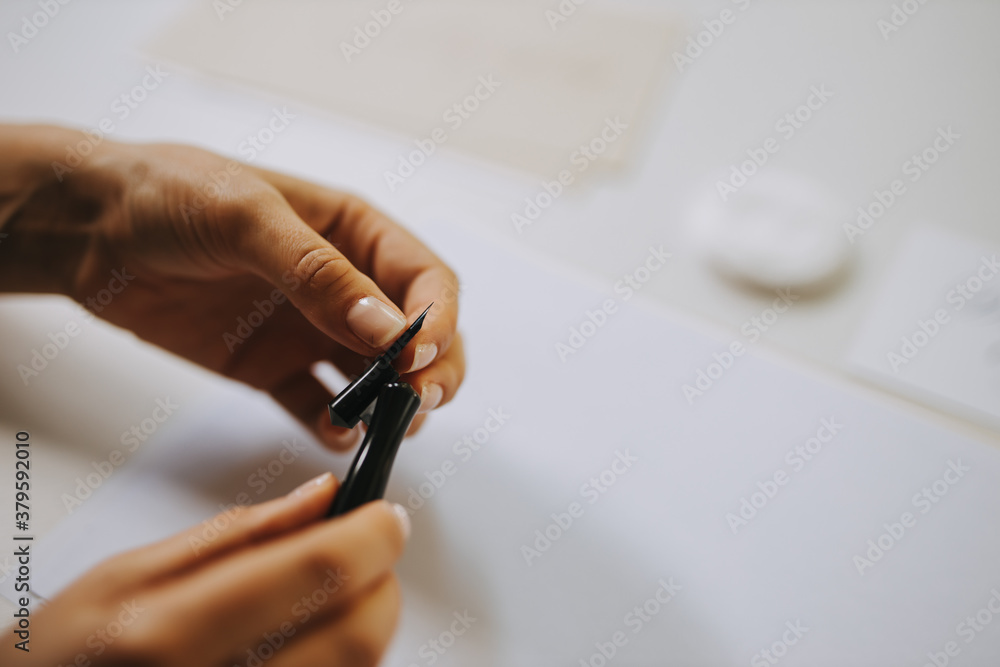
[325,304,431,517]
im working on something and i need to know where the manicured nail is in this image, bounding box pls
[347,297,406,348]
[292,472,333,498]
[418,383,443,414]
[391,503,412,540]
[408,343,438,373]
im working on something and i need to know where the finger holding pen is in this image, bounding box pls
[8,474,410,667]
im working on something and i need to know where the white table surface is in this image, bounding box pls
[1,0,998,622]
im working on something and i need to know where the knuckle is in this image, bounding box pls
[110,614,185,667]
[213,189,274,231]
[84,552,142,594]
[320,192,374,236]
[342,192,378,222]
[202,190,281,263]
[300,543,350,592]
[340,628,390,667]
[107,631,157,665]
[292,246,354,294]
[209,196,248,226]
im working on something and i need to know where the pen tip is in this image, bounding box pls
[409,303,433,332]
[382,304,435,362]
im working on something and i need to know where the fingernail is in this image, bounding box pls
[418,383,443,414]
[408,343,438,373]
[292,472,333,498]
[391,503,412,540]
[347,297,406,349]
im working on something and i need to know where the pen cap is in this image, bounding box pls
[326,382,421,517]
[327,358,400,429]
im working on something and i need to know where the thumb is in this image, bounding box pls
[239,202,408,354]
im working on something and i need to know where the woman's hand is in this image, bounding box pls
[0,125,465,449]
[0,474,410,667]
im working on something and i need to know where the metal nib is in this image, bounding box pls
[383,303,433,363]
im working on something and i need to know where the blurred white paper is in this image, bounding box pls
[18,222,1000,666]
[846,226,1000,432]
[145,0,678,176]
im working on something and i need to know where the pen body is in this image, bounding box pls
[327,382,421,517]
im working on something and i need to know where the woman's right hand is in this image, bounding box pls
[2,473,410,667]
